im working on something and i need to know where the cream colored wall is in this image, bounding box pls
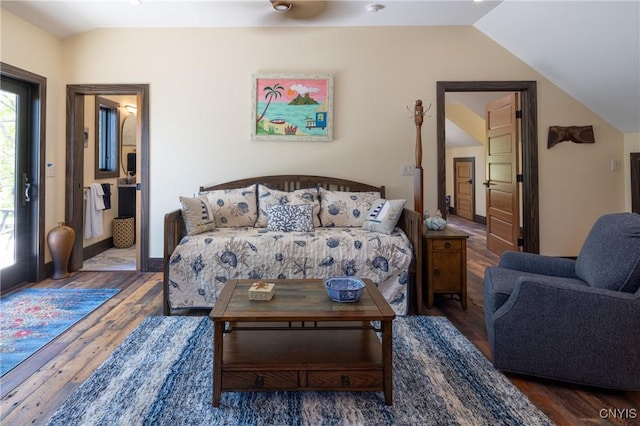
[2,9,631,259]
[446,104,486,144]
[1,9,64,263]
[540,100,626,253]
[446,146,487,218]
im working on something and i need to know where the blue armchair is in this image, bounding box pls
[483,212,640,390]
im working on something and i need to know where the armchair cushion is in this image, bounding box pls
[575,213,640,293]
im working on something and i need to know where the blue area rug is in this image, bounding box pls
[0,288,120,376]
[46,316,553,425]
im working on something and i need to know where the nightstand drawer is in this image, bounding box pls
[432,239,462,250]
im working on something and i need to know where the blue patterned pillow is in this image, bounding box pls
[319,187,380,227]
[267,204,314,232]
[199,184,257,227]
[256,184,321,228]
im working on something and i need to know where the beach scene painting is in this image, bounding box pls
[251,74,333,141]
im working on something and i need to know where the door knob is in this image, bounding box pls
[23,173,31,205]
[482,180,491,187]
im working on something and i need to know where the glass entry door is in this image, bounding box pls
[1,78,32,289]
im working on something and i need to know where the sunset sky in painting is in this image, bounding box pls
[255,77,328,104]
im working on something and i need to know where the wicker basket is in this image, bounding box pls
[112,216,135,248]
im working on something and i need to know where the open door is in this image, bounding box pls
[484,93,520,256]
[454,158,474,221]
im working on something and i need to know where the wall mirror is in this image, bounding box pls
[120,113,137,176]
[122,114,136,146]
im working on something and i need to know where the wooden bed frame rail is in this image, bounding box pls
[199,174,386,196]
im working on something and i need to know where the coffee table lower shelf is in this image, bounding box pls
[214,325,386,405]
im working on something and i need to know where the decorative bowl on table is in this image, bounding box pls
[324,277,366,302]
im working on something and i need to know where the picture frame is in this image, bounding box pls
[251,73,333,141]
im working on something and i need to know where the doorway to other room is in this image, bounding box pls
[66,84,150,272]
[437,81,539,255]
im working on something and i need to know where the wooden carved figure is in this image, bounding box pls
[548,125,595,148]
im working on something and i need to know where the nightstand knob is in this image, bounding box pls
[444,241,451,249]
[341,374,351,387]
[434,268,441,277]
[255,374,264,387]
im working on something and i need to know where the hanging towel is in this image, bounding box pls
[85,183,105,239]
[101,183,112,210]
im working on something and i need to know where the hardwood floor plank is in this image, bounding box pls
[1,227,638,425]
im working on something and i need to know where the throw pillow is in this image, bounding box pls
[256,184,321,228]
[266,204,314,232]
[318,187,381,227]
[199,184,258,227]
[179,195,216,236]
[362,198,406,234]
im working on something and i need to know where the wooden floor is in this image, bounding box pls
[1,217,638,425]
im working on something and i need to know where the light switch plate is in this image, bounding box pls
[46,162,55,177]
[610,159,621,172]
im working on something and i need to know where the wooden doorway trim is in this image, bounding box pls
[1,62,47,282]
[66,84,150,272]
[631,152,640,214]
[437,81,539,253]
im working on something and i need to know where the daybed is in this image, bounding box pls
[164,175,422,316]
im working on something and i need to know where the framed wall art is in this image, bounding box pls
[251,73,333,141]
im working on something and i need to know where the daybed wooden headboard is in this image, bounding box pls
[200,174,385,198]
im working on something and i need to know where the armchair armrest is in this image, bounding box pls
[499,251,578,279]
[495,278,640,321]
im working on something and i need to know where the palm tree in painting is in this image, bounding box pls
[256,83,284,123]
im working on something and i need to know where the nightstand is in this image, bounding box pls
[420,228,469,311]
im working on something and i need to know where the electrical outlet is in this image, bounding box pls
[401,163,413,176]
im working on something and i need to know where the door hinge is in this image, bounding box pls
[515,110,523,119]
[516,174,524,182]
[517,238,524,247]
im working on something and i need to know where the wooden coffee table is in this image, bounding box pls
[209,278,395,407]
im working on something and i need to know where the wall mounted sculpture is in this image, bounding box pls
[547,125,595,148]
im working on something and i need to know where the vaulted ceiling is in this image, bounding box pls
[3,0,638,133]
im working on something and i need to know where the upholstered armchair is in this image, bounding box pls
[483,212,640,390]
